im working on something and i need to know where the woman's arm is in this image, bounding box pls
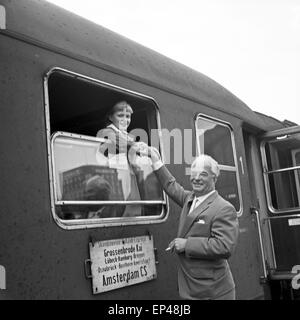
[96,127,119,154]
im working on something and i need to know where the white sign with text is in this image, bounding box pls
[0,265,5,290]
[89,235,157,294]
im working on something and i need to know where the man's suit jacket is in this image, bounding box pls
[156,165,239,300]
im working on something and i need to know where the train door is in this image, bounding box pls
[231,127,267,299]
[242,130,271,299]
[195,115,265,299]
[259,126,300,299]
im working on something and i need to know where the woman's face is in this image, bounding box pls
[109,108,132,131]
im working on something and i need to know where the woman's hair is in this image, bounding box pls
[105,101,133,125]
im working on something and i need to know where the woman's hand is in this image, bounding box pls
[134,141,149,156]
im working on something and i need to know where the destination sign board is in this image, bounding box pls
[89,235,157,294]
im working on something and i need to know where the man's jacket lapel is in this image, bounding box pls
[179,191,218,238]
[177,194,194,237]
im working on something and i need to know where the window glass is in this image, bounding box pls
[196,116,241,212]
[53,136,164,202]
[216,171,240,211]
[265,134,300,171]
[263,133,300,212]
[267,170,300,210]
[196,118,234,166]
[52,134,164,219]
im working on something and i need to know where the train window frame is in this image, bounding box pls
[44,67,169,229]
[261,134,300,214]
[292,148,300,207]
[194,114,243,216]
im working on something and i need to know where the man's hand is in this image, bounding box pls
[148,146,161,163]
[166,239,175,252]
[166,238,187,254]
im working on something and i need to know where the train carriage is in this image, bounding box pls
[1,0,300,299]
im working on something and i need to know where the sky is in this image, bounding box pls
[47,0,300,124]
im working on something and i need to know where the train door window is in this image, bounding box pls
[261,133,300,213]
[44,68,167,228]
[195,115,242,214]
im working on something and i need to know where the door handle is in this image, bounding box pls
[250,207,268,281]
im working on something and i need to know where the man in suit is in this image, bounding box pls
[149,149,239,300]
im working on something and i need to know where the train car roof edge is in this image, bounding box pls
[1,0,278,131]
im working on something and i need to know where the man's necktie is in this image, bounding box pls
[189,198,199,214]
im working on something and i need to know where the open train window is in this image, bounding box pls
[44,68,167,229]
[261,132,300,213]
[195,115,242,215]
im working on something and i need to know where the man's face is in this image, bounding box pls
[190,164,216,196]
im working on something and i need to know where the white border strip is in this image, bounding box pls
[0,5,6,30]
[288,218,300,226]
